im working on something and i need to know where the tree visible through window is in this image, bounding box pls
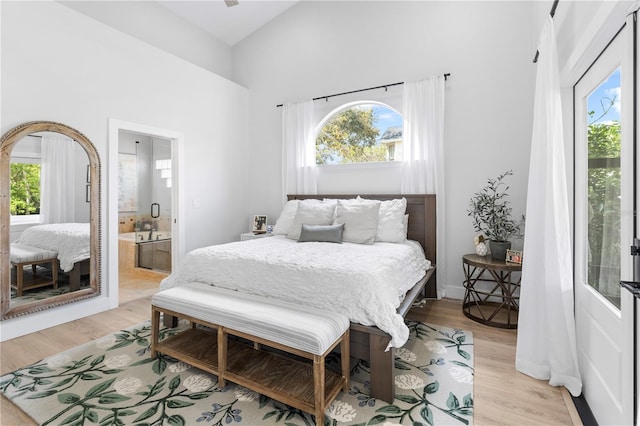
[10,163,41,215]
[315,103,402,165]
[587,68,621,308]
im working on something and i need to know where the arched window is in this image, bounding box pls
[315,102,402,165]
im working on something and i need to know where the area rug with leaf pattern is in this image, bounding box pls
[0,320,473,425]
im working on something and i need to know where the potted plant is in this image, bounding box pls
[468,170,521,260]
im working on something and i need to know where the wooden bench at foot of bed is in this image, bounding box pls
[151,283,350,425]
[10,243,59,297]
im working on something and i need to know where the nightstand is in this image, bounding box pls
[461,254,521,329]
[240,232,273,241]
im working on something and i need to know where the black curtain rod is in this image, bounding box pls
[533,0,560,63]
[276,73,450,108]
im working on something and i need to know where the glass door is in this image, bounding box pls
[574,25,633,425]
[135,137,172,272]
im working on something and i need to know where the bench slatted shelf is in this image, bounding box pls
[151,283,350,425]
[153,327,219,373]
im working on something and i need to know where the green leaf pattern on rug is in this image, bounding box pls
[363,321,474,426]
[1,320,473,426]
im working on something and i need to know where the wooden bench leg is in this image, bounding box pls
[314,354,325,426]
[341,330,350,392]
[151,307,160,359]
[218,327,227,388]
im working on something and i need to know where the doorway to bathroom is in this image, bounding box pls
[118,130,172,271]
[109,119,184,306]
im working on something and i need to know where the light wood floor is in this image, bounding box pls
[1,277,581,425]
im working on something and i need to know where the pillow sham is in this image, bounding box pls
[272,200,299,235]
[323,198,359,220]
[334,200,380,244]
[287,202,336,240]
[298,223,344,243]
[356,196,407,243]
[273,199,322,235]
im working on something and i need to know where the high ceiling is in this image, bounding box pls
[156,1,300,46]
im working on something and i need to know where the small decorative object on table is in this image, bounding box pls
[474,234,488,256]
[252,215,267,234]
[467,170,524,260]
[506,249,523,264]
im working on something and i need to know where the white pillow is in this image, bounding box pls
[272,200,299,235]
[376,198,407,243]
[333,200,380,244]
[272,199,322,235]
[287,202,336,240]
[356,196,407,243]
[323,198,358,220]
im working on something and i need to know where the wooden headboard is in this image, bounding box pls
[287,194,437,296]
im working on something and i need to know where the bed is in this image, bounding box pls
[14,223,91,291]
[161,194,436,402]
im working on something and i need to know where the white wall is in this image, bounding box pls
[233,1,536,298]
[0,1,249,340]
[60,1,233,80]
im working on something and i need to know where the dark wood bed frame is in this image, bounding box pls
[163,194,436,403]
[67,258,91,291]
[288,194,436,402]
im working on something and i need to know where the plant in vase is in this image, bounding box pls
[468,170,522,260]
[474,234,488,256]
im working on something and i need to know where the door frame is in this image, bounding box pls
[107,119,185,308]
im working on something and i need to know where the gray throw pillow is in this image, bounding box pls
[298,223,344,243]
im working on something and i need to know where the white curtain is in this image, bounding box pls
[282,100,317,198]
[40,135,76,224]
[515,15,582,397]
[401,75,446,298]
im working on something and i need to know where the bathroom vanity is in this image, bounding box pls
[138,239,171,272]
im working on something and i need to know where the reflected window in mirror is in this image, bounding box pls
[10,136,42,226]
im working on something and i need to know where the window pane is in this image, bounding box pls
[316,103,402,165]
[587,68,621,308]
[10,162,41,215]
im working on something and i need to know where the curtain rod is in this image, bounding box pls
[276,73,450,108]
[533,0,560,63]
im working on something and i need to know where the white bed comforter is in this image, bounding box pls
[161,236,431,348]
[16,223,90,272]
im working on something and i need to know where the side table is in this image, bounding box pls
[462,253,521,329]
[240,232,273,241]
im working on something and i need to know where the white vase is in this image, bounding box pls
[475,242,488,256]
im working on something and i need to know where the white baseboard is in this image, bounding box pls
[444,284,466,301]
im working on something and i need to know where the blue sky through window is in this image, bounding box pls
[373,105,402,138]
[587,68,620,124]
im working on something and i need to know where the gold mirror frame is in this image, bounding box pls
[0,121,100,319]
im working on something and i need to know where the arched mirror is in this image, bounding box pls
[0,121,100,319]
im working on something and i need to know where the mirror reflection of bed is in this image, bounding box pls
[8,133,91,307]
[1,121,101,320]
